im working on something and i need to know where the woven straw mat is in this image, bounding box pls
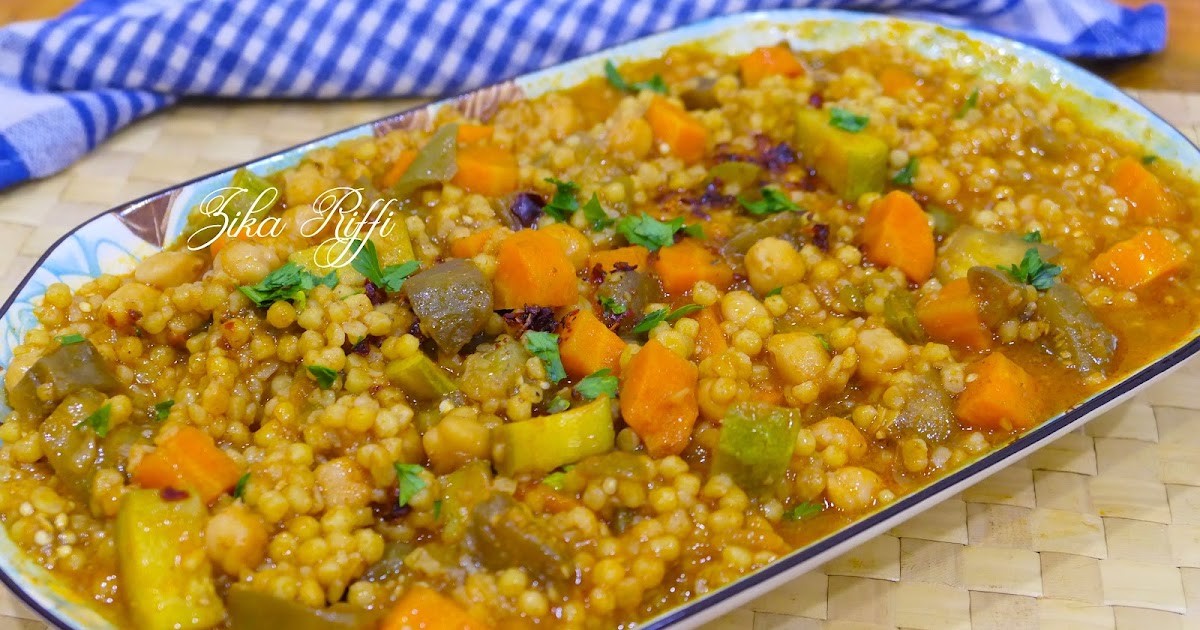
[0,91,1197,630]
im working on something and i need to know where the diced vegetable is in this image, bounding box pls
[404,259,493,354]
[457,124,494,143]
[927,207,958,238]
[465,494,573,588]
[935,225,1060,283]
[9,339,117,415]
[391,123,458,198]
[588,245,650,273]
[680,77,720,110]
[883,288,926,345]
[967,266,1028,328]
[39,389,107,496]
[887,373,955,442]
[492,396,615,475]
[382,586,491,630]
[721,211,804,269]
[712,403,801,493]
[450,226,504,259]
[228,586,377,630]
[186,167,278,244]
[559,310,626,379]
[131,425,243,505]
[1039,283,1118,376]
[694,305,728,360]
[380,149,418,189]
[653,239,735,295]
[116,490,225,630]
[451,145,519,197]
[861,191,935,283]
[916,278,991,349]
[645,96,708,163]
[619,340,699,457]
[437,460,493,543]
[879,66,920,98]
[386,353,458,400]
[458,337,530,403]
[596,269,656,333]
[493,229,579,309]
[954,352,1039,431]
[795,108,888,201]
[708,161,762,187]
[1090,227,1186,290]
[739,45,805,87]
[1108,156,1181,221]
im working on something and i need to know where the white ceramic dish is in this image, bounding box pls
[1,9,1197,629]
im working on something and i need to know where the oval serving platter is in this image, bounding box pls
[1,9,1198,630]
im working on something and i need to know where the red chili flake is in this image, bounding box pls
[159,487,190,502]
[364,280,387,305]
[612,261,637,273]
[503,306,559,334]
[812,223,831,251]
[588,263,608,285]
[350,338,370,356]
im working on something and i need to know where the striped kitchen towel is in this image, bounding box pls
[0,0,1167,191]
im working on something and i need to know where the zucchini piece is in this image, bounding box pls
[492,396,615,476]
[116,490,225,630]
[795,109,888,201]
[386,354,458,400]
[713,402,801,493]
[935,226,1060,283]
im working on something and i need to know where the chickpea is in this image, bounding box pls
[810,417,867,462]
[133,251,204,289]
[216,241,278,285]
[540,223,592,270]
[744,237,806,295]
[283,162,332,206]
[854,327,909,383]
[766,332,830,385]
[99,282,161,329]
[314,457,374,508]
[720,291,769,327]
[825,466,883,512]
[422,413,491,474]
[206,503,268,575]
[609,117,653,158]
[913,157,961,204]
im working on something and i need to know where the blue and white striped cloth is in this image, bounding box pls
[0,0,1167,191]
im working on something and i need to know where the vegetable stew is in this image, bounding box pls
[2,40,1199,630]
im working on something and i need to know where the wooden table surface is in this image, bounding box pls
[0,0,1197,91]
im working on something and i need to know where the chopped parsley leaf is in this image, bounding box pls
[55,333,85,345]
[432,499,443,521]
[76,404,111,438]
[394,463,427,508]
[1142,154,1159,165]
[765,286,784,298]
[238,262,337,308]
[682,223,706,240]
[616,213,686,251]
[604,60,668,95]
[737,187,802,215]
[815,333,833,353]
[829,107,869,133]
[545,395,571,414]
[955,88,980,119]
[544,177,581,222]
[307,365,338,389]
[576,368,618,400]
[632,304,703,334]
[1022,230,1042,243]
[523,331,566,383]
[351,239,420,292]
[892,157,919,186]
[233,473,250,500]
[783,502,823,521]
[999,248,1062,291]
[598,295,627,316]
[542,469,569,491]
[153,400,175,421]
[582,194,614,230]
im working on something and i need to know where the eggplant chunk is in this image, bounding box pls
[404,259,493,355]
[886,374,956,443]
[596,269,657,335]
[40,389,108,496]
[1039,283,1117,375]
[936,226,1059,283]
[968,266,1031,327]
[466,493,574,587]
[227,585,378,630]
[8,340,117,416]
